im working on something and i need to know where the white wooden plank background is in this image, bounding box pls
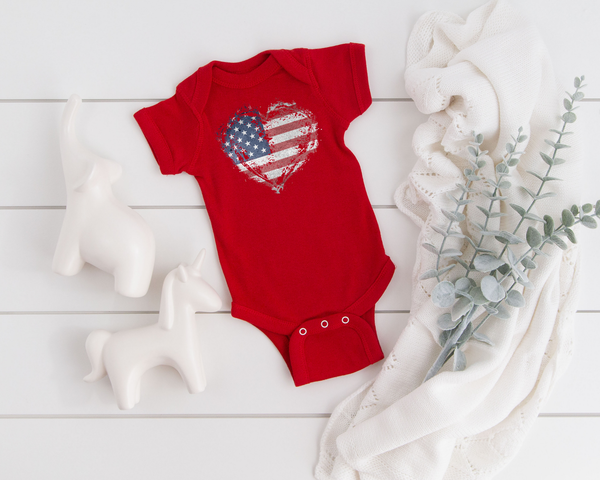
[1,0,599,479]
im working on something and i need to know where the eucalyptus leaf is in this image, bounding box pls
[518,134,528,142]
[431,281,456,308]
[539,152,554,166]
[506,290,526,308]
[497,264,511,275]
[419,269,439,280]
[483,305,498,315]
[472,332,495,346]
[526,227,543,248]
[521,256,538,269]
[543,215,555,236]
[437,265,456,276]
[437,313,457,331]
[481,275,505,302]
[473,254,505,272]
[496,163,509,174]
[494,304,511,320]
[453,348,466,371]
[475,133,484,144]
[470,287,489,305]
[440,249,463,257]
[468,146,478,157]
[550,235,568,250]
[443,209,466,223]
[565,227,577,244]
[438,329,452,347]
[527,170,545,181]
[494,231,524,244]
[452,296,474,321]
[477,206,491,218]
[457,322,474,344]
[498,181,512,189]
[582,215,598,229]
[422,243,439,254]
[536,192,557,200]
[516,276,535,289]
[523,213,544,223]
[563,111,577,123]
[455,277,474,292]
[510,203,526,217]
[571,204,579,216]
[562,209,575,227]
[431,225,448,236]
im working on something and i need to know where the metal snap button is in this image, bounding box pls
[299,328,307,335]
[321,320,328,328]
[342,316,350,324]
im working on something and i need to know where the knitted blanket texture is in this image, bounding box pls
[315,1,581,479]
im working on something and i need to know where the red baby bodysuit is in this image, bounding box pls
[134,43,395,386]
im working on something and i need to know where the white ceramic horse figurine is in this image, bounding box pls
[83,249,222,410]
[53,94,155,297]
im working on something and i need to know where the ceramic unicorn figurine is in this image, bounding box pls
[84,249,222,410]
[53,94,155,297]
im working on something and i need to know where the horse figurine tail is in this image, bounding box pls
[83,330,112,382]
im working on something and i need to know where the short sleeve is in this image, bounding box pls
[307,43,372,124]
[134,74,202,175]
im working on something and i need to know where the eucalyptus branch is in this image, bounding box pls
[421,77,597,382]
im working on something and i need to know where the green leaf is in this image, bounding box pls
[563,111,577,123]
[440,249,463,257]
[437,313,457,331]
[470,287,489,305]
[494,231,524,244]
[473,254,506,272]
[442,209,466,223]
[468,146,478,157]
[481,275,505,302]
[494,304,511,320]
[458,322,474,345]
[498,181,511,189]
[496,163,509,174]
[431,225,448,236]
[521,257,538,269]
[438,329,452,347]
[475,133,484,144]
[476,206,491,218]
[422,243,439,254]
[452,296,474,321]
[522,187,537,199]
[437,264,456,276]
[454,277,473,292]
[507,156,520,167]
[572,91,585,101]
[596,200,600,216]
[472,332,494,346]
[583,203,593,213]
[544,215,555,236]
[419,269,439,280]
[581,215,598,229]
[565,227,577,244]
[562,209,575,227]
[575,77,581,88]
[497,264,511,275]
[526,226,543,248]
[550,235,568,250]
[536,192,557,200]
[528,170,545,181]
[564,98,573,111]
[571,204,579,216]
[483,305,498,315]
[553,158,566,165]
[510,203,526,217]
[523,213,544,223]
[453,348,466,371]
[506,143,515,153]
[540,152,554,166]
[432,281,456,308]
[506,290,526,308]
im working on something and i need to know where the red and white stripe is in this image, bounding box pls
[237,106,318,191]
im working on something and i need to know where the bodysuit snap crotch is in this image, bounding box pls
[231,258,394,386]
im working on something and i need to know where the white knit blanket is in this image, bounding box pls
[315,1,582,479]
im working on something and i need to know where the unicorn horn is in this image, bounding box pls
[192,249,206,272]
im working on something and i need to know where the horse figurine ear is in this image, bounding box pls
[191,249,206,273]
[176,264,189,283]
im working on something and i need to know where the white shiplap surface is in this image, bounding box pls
[1,1,599,478]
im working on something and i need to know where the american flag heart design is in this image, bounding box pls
[217,101,319,193]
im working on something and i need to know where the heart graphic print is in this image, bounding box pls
[217,101,319,193]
